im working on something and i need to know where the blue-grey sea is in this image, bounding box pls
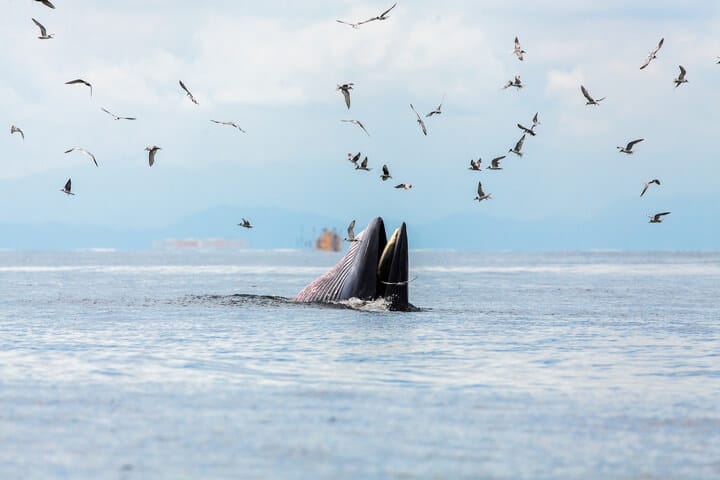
[0,250,718,479]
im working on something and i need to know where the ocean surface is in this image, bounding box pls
[0,250,718,479]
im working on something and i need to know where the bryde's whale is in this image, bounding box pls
[295,217,411,311]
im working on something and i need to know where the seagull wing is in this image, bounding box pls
[356,120,370,136]
[627,138,644,150]
[65,147,98,167]
[101,107,116,118]
[179,80,191,95]
[491,156,504,168]
[380,3,397,18]
[64,178,71,192]
[40,0,55,8]
[410,103,421,121]
[532,112,539,126]
[581,85,594,102]
[357,17,378,25]
[66,79,93,95]
[654,37,664,54]
[515,134,526,151]
[678,65,686,80]
[418,118,427,135]
[148,148,157,167]
[410,104,427,135]
[347,220,356,239]
[640,183,649,197]
[639,56,652,70]
[383,164,390,176]
[82,149,98,167]
[654,212,671,221]
[477,181,485,197]
[336,20,358,28]
[342,89,351,109]
[32,18,47,36]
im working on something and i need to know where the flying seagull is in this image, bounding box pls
[410,104,427,136]
[394,183,413,190]
[336,83,353,109]
[64,147,98,167]
[640,38,664,70]
[474,181,492,202]
[617,138,644,154]
[341,119,370,136]
[425,94,445,117]
[179,80,199,105]
[66,79,92,96]
[145,145,161,167]
[503,75,523,89]
[509,134,526,157]
[581,85,605,105]
[468,159,481,171]
[517,123,536,136]
[344,220,360,242]
[673,65,688,88]
[238,218,253,229]
[640,179,661,197]
[381,164,392,181]
[648,212,671,223]
[32,18,53,39]
[348,151,361,166]
[358,3,397,25]
[34,0,55,8]
[355,156,372,171]
[513,36,526,61]
[101,107,136,121]
[60,178,74,196]
[211,120,246,133]
[10,125,24,140]
[487,155,505,170]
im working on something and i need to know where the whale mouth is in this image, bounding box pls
[376,223,409,310]
[295,217,411,311]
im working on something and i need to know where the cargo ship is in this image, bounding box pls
[315,229,341,252]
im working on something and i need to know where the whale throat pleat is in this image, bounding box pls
[294,230,365,302]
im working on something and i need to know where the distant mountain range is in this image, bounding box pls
[1,200,718,251]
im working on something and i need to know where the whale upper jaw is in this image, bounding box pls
[295,217,410,311]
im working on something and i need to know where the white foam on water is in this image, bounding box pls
[338,297,392,312]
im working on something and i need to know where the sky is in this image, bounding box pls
[1,0,719,249]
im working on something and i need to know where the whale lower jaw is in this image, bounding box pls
[295,217,410,311]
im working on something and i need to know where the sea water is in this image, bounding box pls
[0,250,718,479]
